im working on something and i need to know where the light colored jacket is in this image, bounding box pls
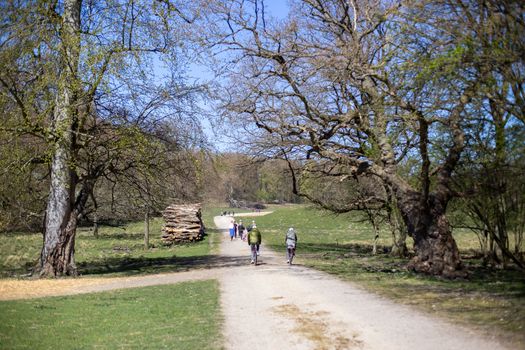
[285,228,297,247]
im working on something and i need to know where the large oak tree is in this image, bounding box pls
[205,0,524,276]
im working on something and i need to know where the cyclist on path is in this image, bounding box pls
[247,220,261,255]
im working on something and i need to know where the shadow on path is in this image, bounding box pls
[78,253,251,277]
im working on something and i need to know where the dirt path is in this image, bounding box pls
[0,216,512,349]
[215,216,510,350]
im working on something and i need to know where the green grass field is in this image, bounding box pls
[0,280,222,350]
[0,214,221,278]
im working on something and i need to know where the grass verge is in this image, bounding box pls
[1,212,221,278]
[0,280,222,350]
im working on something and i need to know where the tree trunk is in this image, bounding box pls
[385,187,408,257]
[40,206,78,277]
[42,177,96,276]
[390,229,408,258]
[39,0,82,277]
[144,210,150,250]
[40,99,77,276]
[372,232,379,255]
[93,212,99,238]
[397,192,464,277]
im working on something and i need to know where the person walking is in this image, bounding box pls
[229,220,235,241]
[285,227,297,264]
[237,220,245,239]
[241,225,248,241]
[247,223,262,264]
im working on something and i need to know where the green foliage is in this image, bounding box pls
[0,132,48,231]
[0,1,207,235]
[0,281,222,350]
[256,160,297,203]
[416,43,469,81]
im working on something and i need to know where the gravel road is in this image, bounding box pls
[215,215,510,350]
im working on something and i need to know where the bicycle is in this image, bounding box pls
[250,244,258,265]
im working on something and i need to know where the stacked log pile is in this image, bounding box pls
[161,204,205,245]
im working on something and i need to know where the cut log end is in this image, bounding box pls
[161,203,204,245]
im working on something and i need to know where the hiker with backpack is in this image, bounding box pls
[285,227,297,264]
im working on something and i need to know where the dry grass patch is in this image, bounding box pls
[0,277,112,300]
[273,303,363,350]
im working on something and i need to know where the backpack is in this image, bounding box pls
[286,229,296,242]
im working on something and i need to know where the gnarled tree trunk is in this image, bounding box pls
[40,205,78,277]
[396,190,463,277]
[40,176,95,277]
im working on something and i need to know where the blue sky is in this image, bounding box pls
[264,0,290,19]
[192,0,291,151]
